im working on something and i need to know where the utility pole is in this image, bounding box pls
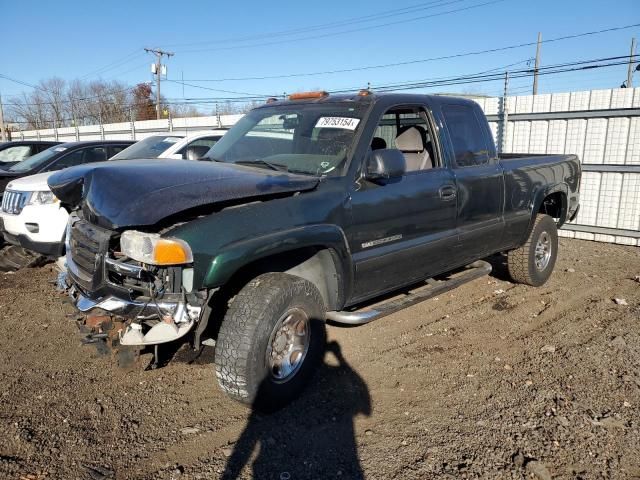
[532,32,542,95]
[627,37,637,88]
[0,92,6,142]
[498,71,509,154]
[145,48,174,120]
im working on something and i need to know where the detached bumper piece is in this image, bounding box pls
[326,260,492,325]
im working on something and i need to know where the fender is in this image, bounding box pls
[521,182,569,243]
[202,224,354,307]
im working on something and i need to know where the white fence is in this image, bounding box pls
[478,88,640,247]
[10,114,245,143]
[11,87,640,247]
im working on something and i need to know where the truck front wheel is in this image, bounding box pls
[214,273,326,409]
[507,214,558,287]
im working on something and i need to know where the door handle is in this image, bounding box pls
[439,185,457,200]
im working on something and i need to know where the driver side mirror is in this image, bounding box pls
[365,148,406,183]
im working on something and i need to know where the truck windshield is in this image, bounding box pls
[205,103,366,176]
[110,135,183,160]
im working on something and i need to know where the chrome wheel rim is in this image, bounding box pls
[534,232,552,271]
[266,308,310,383]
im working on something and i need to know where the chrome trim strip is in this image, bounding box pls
[105,257,144,277]
[73,291,178,315]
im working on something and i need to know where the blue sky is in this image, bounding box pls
[2,0,639,110]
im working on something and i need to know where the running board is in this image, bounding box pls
[326,260,492,325]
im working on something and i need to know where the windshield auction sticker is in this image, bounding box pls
[315,117,360,130]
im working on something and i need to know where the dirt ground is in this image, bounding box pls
[0,238,638,480]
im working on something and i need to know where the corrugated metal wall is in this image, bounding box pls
[11,87,640,246]
[476,87,640,246]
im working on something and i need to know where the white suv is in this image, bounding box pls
[1,171,68,258]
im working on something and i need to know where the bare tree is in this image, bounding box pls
[6,78,150,128]
[6,77,263,129]
[169,103,203,118]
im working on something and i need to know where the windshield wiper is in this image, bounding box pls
[235,159,288,172]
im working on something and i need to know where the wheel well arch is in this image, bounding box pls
[538,190,568,226]
[220,246,345,311]
[518,187,568,247]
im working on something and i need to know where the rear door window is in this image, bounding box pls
[46,146,107,171]
[442,104,490,167]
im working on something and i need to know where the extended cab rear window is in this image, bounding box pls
[443,104,491,167]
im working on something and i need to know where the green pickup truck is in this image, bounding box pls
[50,91,580,407]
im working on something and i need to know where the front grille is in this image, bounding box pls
[68,219,113,292]
[1,190,29,215]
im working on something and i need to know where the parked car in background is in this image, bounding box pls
[159,130,227,160]
[0,131,227,271]
[108,134,185,160]
[0,141,61,170]
[51,91,580,408]
[109,131,226,161]
[0,140,133,198]
[0,140,134,269]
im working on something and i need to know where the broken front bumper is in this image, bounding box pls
[62,261,202,346]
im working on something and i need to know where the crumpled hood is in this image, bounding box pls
[48,159,319,229]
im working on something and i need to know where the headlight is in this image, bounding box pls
[120,230,193,266]
[27,191,58,206]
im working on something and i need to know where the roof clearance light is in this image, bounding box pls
[358,89,372,96]
[265,97,279,103]
[288,91,329,101]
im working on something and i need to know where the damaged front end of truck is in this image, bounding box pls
[63,215,205,349]
[50,158,320,360]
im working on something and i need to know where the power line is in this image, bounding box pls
[79,49,145,79]
[163,0,475,48]
[164,79,277,97]
[5,54,637,118]
[102,61,152,81]
[363,57,638,93]
[161,55,640,104]
[174,23,640,82]
[175,0,507,53]
[314,58,533,97]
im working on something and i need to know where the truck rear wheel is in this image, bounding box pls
[214,273,326,409]
[507,214,558,287]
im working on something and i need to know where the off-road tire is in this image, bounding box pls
[507,214,558,287]
[214,273,326,409]
[0,245,47,272]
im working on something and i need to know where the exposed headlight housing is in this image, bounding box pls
[27,191,58,206]
[120,231,193,266]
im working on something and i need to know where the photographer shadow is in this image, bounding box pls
[222,340,371,480]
